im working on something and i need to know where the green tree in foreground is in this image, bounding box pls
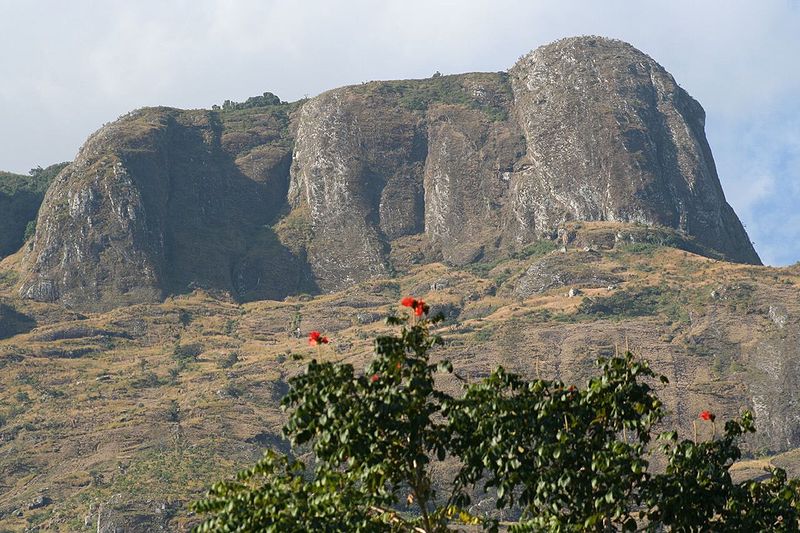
[192,299,800,531]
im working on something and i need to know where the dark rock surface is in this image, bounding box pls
[15,36,759,311]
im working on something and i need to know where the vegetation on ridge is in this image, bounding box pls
[357,72,513,121]
[0,162,69,257]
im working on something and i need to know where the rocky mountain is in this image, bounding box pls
[14,36,758,313]
[0,36,788,531]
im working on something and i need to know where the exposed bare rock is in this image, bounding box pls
[506,37,759,264]
[288,88,421,289]
[14,36,759,311]
[423,102,524,265]
[18,106,311,311]
[514,252,622,297]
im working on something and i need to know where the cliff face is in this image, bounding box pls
[287,87,421,289]
[18,106,312,311]
[506,38,758,264]
[16,37,760,311]
[287,72,521,288]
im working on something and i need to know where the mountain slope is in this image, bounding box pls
[0,224,795,531]
[0,35,780,531]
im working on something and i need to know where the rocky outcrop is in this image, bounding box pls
[16,36,760,310]
[18,106,311,311]
[287,87,423,289]
[514,252,622,298]
[506,37,759,264]
[423,102,524,265]
[746,308,800,450]
[287,73,520,287]
[287,36,758,291]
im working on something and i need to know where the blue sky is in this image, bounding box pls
[1,0,798,265]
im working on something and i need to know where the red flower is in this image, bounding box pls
[401,296,429,317]
[308,331,329,346]
[370,373,380,383]
[700,410,715,422]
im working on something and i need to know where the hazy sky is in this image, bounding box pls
[1,0,798,265]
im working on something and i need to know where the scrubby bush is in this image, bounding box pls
[173,343,202,364]
[511,239,558,260]
[220,92,283,111]
[217,351,239,369]
[578,286,662,318]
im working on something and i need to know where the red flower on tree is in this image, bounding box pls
[699,410,715,422]
[400,296,430,317]
[308,331,329,346]
[370,373,380,383]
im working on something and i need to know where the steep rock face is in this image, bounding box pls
[288,87,423,290]
[289,36,758,290]
[18,106,309,311]
[423,103,525,265]
[288,73,519,288]
[288,72,522,288]
[19,125,165,309]
[747,304,800,450]
[506,37,759,263]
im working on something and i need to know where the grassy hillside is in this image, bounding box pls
[0,221,799,531]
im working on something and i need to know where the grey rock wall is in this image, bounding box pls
[506,37,759,264]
